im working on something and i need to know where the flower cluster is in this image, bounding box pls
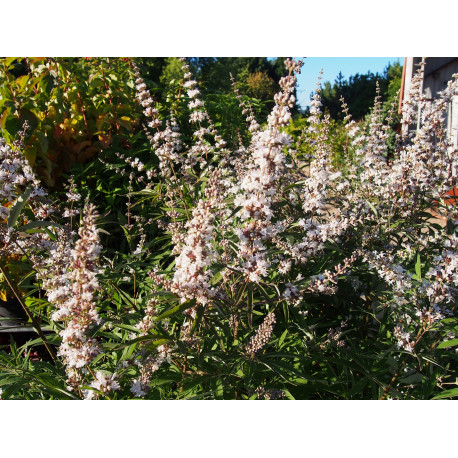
[170,171,223,306]
[245,312,276,357]
[132,62,161,129]
[232,59,304,283]
[84,372,120,399]
[131,344,173,397]
[0,134,53,257]
[51,203,103,388]
[308,253,359,295]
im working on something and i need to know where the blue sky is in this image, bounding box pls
[295,57,402,110]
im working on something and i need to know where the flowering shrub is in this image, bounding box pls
[0,58,457,400]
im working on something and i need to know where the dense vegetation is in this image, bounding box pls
[0,57,457,400]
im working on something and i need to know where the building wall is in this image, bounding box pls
[403,57,458,146]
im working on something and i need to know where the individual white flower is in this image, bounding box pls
[130,379,147,397]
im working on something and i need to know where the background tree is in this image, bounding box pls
[316,61,403,121]
[136,57,299,123]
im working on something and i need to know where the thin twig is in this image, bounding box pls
[0,263,57,363]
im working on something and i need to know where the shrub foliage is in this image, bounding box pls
[0,58,457,400]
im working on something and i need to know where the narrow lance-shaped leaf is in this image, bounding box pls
[7,185,33,228]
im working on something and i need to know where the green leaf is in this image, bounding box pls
[190,306,204,336]
[247,284,253,329]
[34,373,78,399]
[278,329,288,348]
[1,381,27,398]
[134,337,170,348]
[4,57,18,68]
[0,108,9,130]
[19,220,64,231]
[112,323,142,334]
[437,338,458,349]
[154,299,196,321]
[16,75,29,91]
[283,389,296,400]
[35,131,49,154]
[415,253,422,280]
[149,375,182,387]
[18,108,38,132]
[365,200,379,218]
[160,207,188,215]
[7,185,33,228]
[432,388,458,399]
[4,116,22,137]
[260,359,304,379]
[399,373,423,384]
[0,376,24,387]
